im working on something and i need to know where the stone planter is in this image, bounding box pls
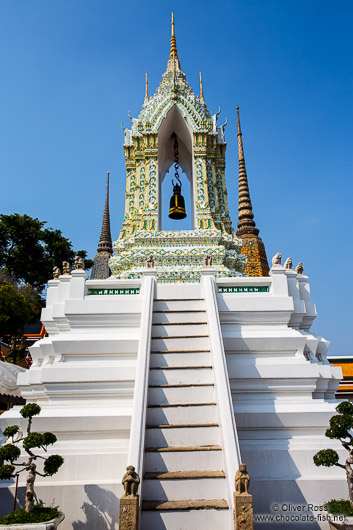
[0,513,64,530]
[329,516,353,530]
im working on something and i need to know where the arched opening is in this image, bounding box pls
[158,105,194,230]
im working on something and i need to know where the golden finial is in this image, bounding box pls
[167,11,181,72]
[199,71,205,104]
[236,106,244,161]
[144,72,149,104]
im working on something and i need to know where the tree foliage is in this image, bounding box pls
[0,403,64,513]
[313,448,339,467]
[0,214,75,291]
[43,455,64,476]
[0,213,92,292]
[0,282,40,338]
[0,215,93,362]
[20,403,41,419]
[314,401,353,507]
[3,425,19,439]
[0,444,21,463]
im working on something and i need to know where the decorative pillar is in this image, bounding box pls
[233,464,254,530]
[118,466,140,530]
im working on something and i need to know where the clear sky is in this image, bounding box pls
[1,0,352,356]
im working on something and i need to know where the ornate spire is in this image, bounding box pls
[199,71,205,104]
[144,72,149,104]
[97,172,113,254]
[236,106,259,237]
[166,11,181,72]
[235,107,269,276]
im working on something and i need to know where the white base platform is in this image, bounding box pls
[0,268,344,529]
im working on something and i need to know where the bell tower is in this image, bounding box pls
[110,13,247,282]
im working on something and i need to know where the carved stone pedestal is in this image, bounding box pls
[118,496,139,530]
[234,492,254,530]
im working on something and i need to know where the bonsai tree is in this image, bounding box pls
[0,403,64,513]
[314,401,353,508]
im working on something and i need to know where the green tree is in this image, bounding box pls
[0,279,41,362]
[0,282,40,338]
[0,403,64,514]
[0,214,92,292]
[313,401,353,506]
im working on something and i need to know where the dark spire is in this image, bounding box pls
[97,172,113,254]
[235,106,259,237]
[90,172,113,280]
[235,107,269,277]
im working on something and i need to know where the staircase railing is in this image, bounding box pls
[201,269,242,513]
[127,271,156,503]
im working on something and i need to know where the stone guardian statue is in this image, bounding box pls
[271,252,282,267]
[53,266,61,280]
[74,256,85,270]
[122,466,140,497]
[284,257,293,269]
[62,262,72,275]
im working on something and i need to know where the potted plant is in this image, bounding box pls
[0,403,64,528]
[314,401,353,529]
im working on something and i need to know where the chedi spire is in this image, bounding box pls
[236,106,259,237]
[90,172,113,279]
[97,172,113,254]
[235,107,269,276]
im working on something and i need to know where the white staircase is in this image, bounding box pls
[141,293,231,529]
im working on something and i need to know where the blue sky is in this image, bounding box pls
[1,1,352,356]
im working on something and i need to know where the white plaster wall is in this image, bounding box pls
[0,274,143,529]
[0,267,345,530]
[216,269,344,529]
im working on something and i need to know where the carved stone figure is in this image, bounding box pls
[284,257,293,270]
[122,466,140,497]
[235,463,250,495]
[146,255,155,269]
[203,253,213,267]
[271,252,282,267]
[62,261,72,275]
[74,256,85,270]
[295,262,304,275]
[53,266,61,280]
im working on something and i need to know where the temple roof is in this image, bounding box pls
[123,13,228,142]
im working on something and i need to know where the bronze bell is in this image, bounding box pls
[169,183,187,220]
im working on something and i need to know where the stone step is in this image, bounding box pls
[141,503,230,529]
[148,367,213,386]
[142,499,228,510]
[150,352,211,367]
[146,404,218,425]
[145,424,220,447]
[148,385,215,405]
[154,300,206,312]
[153,311,207,324]
[144,446,223,472]
[145,445,222,452]
[144,470,225,479]
[155,284,203,299]
[151,336,210,352]
[142,476,226,501]
[152,323,209,338]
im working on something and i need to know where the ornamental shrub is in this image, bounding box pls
[314,401,353,507]
[0,403,64,513]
